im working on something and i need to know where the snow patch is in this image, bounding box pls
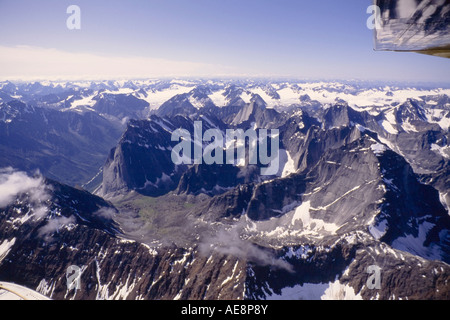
[439,192,449,215]
[208,89,228,107]
[281,150,296,178]
[266,279,362,300]
[368,219,388,240]
[321,280,363,300]
[0,238,15,263]
[380,120,398,134]
[392,220,445,261]
[402,121,418,133]
[292,201,340,234]
[431,143,449,159]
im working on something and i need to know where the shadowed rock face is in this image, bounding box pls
[93,93,149,119]
[176,164,242,196]
[101,116,195,197]
[0,100,123,187]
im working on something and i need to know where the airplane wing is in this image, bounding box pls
[0,281,51,300]
[373,0,450,58]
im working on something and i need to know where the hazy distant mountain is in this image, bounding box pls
[0,99,123,187]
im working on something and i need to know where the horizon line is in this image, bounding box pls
[2,77,450,87]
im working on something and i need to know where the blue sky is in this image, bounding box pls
[0,0,449,82]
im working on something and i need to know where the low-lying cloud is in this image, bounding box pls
[93,207,117,220]
[0,167,51,219]
[199,225,294,273]
[38,216,76,241]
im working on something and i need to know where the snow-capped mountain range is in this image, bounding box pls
[1,78,450,112]
[0,78,449,300]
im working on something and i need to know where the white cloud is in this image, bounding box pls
[199,225,294,272]
[38,216,76,239]
[0,45,236,81]
[0,167,50,208]
[0,167,77,240]
[93,207,116,219]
